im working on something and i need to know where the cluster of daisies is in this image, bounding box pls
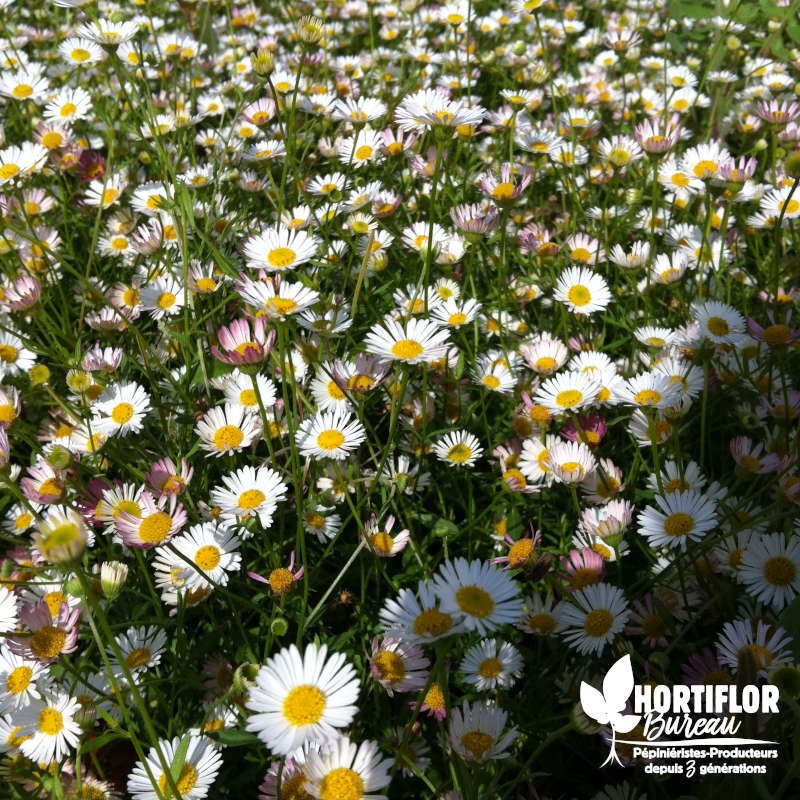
[1,0,800,797]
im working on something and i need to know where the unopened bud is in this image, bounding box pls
[297,15,324,44]
[250,48,274,76]
[101,560,129,600]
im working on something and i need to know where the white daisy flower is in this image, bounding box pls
[93,381,151,436]
[554,267,612,314]
[560,583,630,655]
[739,533,800,611]
[448,701,518,763]
[166,523,242,590]
[533,371,601,414]
[365,317,451,364]
[107,625,167,686]
[127,735,223,800]
[195,403,261,457]
[222,370,277,414]
[380,581,463,645]
[637,490,717,551]
[18,693,81,764]
[0,646,49,713]
[243,226,320,272]
[0,588,18,634]
[432,558,524,635]
[209,466,287,529]
[245,643,360,756]
[459,639,523,691]
[295,409,367,460]
[303,736,393,799]
[432,430,484,468]
[716,617,792,677]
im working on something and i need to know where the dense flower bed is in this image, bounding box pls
[1,0,800,797]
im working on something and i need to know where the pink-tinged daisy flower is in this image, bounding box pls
[560,583,630,655]
[411,682,448,721]
[477,161,532,207]
[248,551,304,598]
[19,462,65,505]
[369,637,430,696]
[245,643,360,756]
[561,413,607,447]
[362,514,409,557]
[729,436,783,475]
[8,600,79,664]
[258,756,308,800]
[145,457,194,497]
[114,492,187,549]
[559,548,605,592]
[211,317,276,366]
[491,528,542,571]
[716,618,792,677]
[682,646,733,686]
[432,558,523,635]
[448,701,517,763]
[747,310,800,347]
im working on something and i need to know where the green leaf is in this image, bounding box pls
[788,23,800,44]
[431,518,459,538]
[208,728,261,747]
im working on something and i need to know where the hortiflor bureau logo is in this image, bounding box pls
[580,655,779,776]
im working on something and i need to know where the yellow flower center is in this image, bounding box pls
[30,626,67,660]
[317,429,345,451]
[478,656,503,679]
[461,731,494,761]
[555,389,583,408]
[283,684,325,725]
[13,84,33,99]
[491,182,515,201]
[138,512,173,544]
[267,297,298,315]
[447,444,473,463]
[213,425,244,450]
[354,145,373,160]
[424,683,445,709]
[762,324,790,346]
[571,567,601,589]
[567,285,591,306]
[373,650,406,684]
[269,568,294,595]
[447,312,468,326]
[370,531,394,554]
[238,489,265,510]
[456,585,494,618]
[0,345,19,363]
[0,164,20,179]
[125,647,152,670]
[196,277,216,292]
[38,707,64,735]
[7,666,32,695]
[319,767,364,800]
[113,499,141,518]
[583,608,613,637]
[158,764,198,798]
[739,644,772,669]
[195,545,221,571]
[390,338,424,360]
[693,159,717,178]
[706,316,729,336]
[663,512,694,537]
[327,380,345,400]
[633,389,661,406]
[267,247,296,268]
[508,539,534,566]
[763,556,796,587]
[60,102,77,116]
[41,131,64,149]
[528,612,555,633]
[111,402,135,424]
[38,478,63,498]
[238,389,257,406]
[413,608,452,637]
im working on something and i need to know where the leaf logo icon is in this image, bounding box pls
[580,654,641,766]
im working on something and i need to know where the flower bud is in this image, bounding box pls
[101,560,129,600]
[34,508,87,564]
